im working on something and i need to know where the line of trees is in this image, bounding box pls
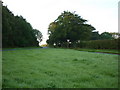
[2,4,118,48]
[47,11,119,48]
[2,5,43,48]
[91,31,115,40]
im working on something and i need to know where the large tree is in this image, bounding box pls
[33,29,43,42]
[2,5,42,47]
[100,32,113,40]
[90,31,100,40]
[47,11,95,47]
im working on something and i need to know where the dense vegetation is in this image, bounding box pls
[2,48,118,88]
[91,31,114,40]
[47,11,119,48]
[2,5,42,48]
[77,39,119,49]
[47,11,95,47]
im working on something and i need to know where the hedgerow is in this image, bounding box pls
[78,39,119,49]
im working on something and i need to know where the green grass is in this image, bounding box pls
[75,48,119,54]
[2,48,118,88]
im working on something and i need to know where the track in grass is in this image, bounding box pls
[2,48,118,88]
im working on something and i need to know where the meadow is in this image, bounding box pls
[2,48,118,88]
[75,48,119,55]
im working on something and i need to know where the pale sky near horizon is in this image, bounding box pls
[3,0,119,45]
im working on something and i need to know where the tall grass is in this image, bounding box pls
[2,48,118,88]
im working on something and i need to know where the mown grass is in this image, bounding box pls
[2,48,118,88]
[75,48,119,55]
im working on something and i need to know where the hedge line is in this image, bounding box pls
[78,39,119,49]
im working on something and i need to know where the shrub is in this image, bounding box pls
[79,39,119,49]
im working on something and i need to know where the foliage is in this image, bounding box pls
[47,11,95,47]
[90,31,100,40]
[3,48,118,88]
[78,39,119,49]
[90,31,115,40]
[100,32,113,40]
[2,5,42,48]
[33,29,43,42]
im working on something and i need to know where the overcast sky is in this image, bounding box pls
[3,0,119,45]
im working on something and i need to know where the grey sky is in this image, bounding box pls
[3,0,119,44]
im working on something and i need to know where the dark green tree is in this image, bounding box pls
[100,32,113,40]
[2,5,42,47]
[47,11,95,47]
[33,29,43,42]
[90,31,100,40]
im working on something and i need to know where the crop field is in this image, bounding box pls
[2,48,118,88]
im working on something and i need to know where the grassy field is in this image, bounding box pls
[2,48,118,88]
[75,48,119,55]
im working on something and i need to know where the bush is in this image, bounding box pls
[79,39,119,49]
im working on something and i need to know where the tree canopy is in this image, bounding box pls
[99,32,113,40]
[47,11,95,47]
[90,31,116,40]
[90,31,100,40]
[2,5,42,48]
